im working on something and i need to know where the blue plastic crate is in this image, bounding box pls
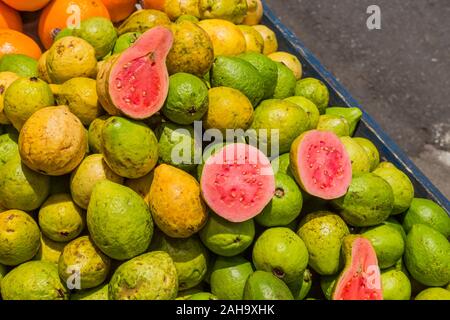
[262,2,449,214]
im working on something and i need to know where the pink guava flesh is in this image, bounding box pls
[296,130,351,199]
[109,26,173,119]
[201,143,275,223]
[333,238,383,300]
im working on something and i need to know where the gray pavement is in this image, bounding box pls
[266,0,450,198]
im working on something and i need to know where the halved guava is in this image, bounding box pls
[332,235,383,300]
[290,130,352,200]
[98,26,173,119]
[200,143,275,223]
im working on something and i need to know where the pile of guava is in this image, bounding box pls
[0,1,448,301]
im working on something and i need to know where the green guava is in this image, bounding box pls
[381,269,411,300]
[199,212,255,257]
[109,251,178,300]
[326,107,362,136]
[38,193,84,242]
[0,130,18,167]
[353,137,380,171]
[88,115,109,154]
[71,284,109,300]
[272,61,297,99]
[415,288,450,300]
[295,78,329,114]
[340,136,371,174]
[0,54,38,78]
[113,32,141,54]
[316,114,350,137]
[285,96,320,129]
[252,227,308,286]
[243,271,294,300]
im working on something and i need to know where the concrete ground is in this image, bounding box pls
[267,0,450,199]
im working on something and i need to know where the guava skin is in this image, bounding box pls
[340,136,371,174]
[297,212,349,275]
[1,261,69,300]
[58,236,111,290]
[252,227,309,286]
[33,236,65,265]
[381,269,411,300]
[415,288,450,300]
[117,10,171,35]
[210,256,254,300]
[101,117,159,179]
[150,232,209,291]
[199,213,255,257]
[404,224,450,287]
[109,251,178,300]
[200,0,248,24]
[0,210,41,266]
[332,173,394,227]
[243,271,294,300]
[71,284,109,300]
[87,180,153,260]
[0,130,18,167]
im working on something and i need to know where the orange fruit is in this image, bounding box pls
[101,0,137,22]
[0,29,42,59]
[38,0,110,49]
[2,0,51,12]
[0,2,23,31]
[141,0,166,11]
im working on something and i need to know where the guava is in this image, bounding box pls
[415,288,450,300]
[404,224,450,286]
[87,180,153,260]
[88,115,109,154]
[165,0,202,20]
[109,251,178,300]
[18,106,87,176]
[200,143,275,222]
[59,236,111,289]
[38,193,84,242]
[270,153,294,177]
[272,61,297,99]
[71,284,109,300]
[113,32,141,54]
[73,17,117,60]
[353,137,380,171]
[316,114,350,137]
[210,256,254,300]
[292,269,313,300]
[297,211,349,275]
[52,77,104,125]
[97,27,173,119]
[362,224,405,269]
[332,173,394,227]
[117,10,171,35]
[199,212,255,257]
[36,51,51,83]
[252,227,309,286]
[167,21,214,77]
[238,25,264,53]
[372,165,414,215]
[284,96,321,129]
[256,173,303,227]
[101,116,159,179]
[200,0,248,24]
[332,235,383,300]
[188,292,218,300]
[162,73,209,125]
[0,71,20,124]
[295,78,330,114]
[1,261,68,300]
[243,271,294,300]
[0,210,41,266]
[290,130,352,200]
[33,235,65,265]
[381,269,411,300]
[47,36,97,84]
[149,164,208,238]
[0,54,38,78]
[252,25,278,55]
[268,51,303,80]
[0,130,18,167]
[175,15,200,23]
[203,86,254,133]
[250,99,309,155]
[326,107,363,136]
[150,231,209,291]
[54,27,73,41]
[70,154,124,209]
[3,77,55,130]
[0,155,50,211]
[210,56,265,106]
[339,136,371,174]
[238,52,278,99]
[402,198,450,237]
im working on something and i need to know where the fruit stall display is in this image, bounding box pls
[0,0,449,301]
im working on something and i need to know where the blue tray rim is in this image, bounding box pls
[262,1,449,212]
